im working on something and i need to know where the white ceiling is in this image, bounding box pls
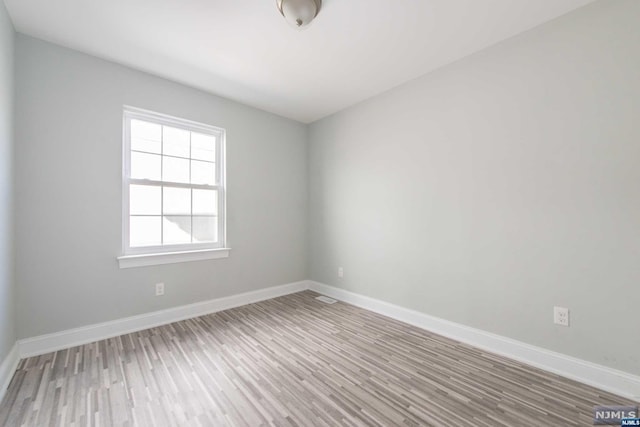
[4,0,595,123]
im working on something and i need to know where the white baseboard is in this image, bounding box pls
[0,343,19,403]
[18,280,311,359]
[8,280,640,403]
[309,281,640,402]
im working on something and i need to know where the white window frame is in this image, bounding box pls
[118,106,229,268]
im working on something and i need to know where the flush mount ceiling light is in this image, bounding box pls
[276,0,322,29]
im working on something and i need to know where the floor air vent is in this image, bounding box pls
[315,295,337,304]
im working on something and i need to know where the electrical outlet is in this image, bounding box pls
[554,306,569,326]
[155,282,165,296]
[338,267,344,278]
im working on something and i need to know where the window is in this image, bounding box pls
[118,107,228,268]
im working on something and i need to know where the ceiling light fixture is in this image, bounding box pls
[276,0,322,29]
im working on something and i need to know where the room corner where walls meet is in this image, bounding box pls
[307,0,640,377]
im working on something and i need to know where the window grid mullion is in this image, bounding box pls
[189,131,194,244]
[131,149,215,164]
[128,179,219,191]
[160,125,164,245]
[130,214,216,217]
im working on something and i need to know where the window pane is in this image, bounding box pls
[191,133,216,162]
[131,152,161,181]
[131,120,161,154]
[193,216,217,243]
[130,185,161,215]
[193,189,217,215]
[191,160,215,185]
[163,156,190,184]
[163,216,192,245]
[163,187,191,215]
[130,216,161,247]
[163,126,190,158]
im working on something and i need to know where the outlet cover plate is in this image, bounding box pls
[554,306,569,326]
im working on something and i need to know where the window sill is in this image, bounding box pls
[117,248,230,269]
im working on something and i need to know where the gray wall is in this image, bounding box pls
[0,1,14,361]
[14,35,308,339]
[309,0,640,375]
[8,0,640,380]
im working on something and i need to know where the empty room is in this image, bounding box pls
[0,0,639,426]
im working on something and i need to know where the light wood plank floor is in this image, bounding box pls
[0,291,635,426]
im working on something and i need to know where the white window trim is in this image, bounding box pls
[118,248,230,269]
[118,106,229,268]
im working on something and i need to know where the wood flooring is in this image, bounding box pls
[0,291,635,426]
